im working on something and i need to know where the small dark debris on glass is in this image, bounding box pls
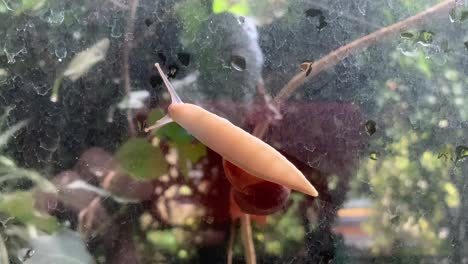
[305,8,327,31]
[464,41,468,50]
[365,120,377,136]
[157,51,167,65]
[400,32,414,39]
[177,52,191,66]
[305,8,323,18]
[230,55,246,71]
[149,75,163,88]
[317,16,327,31]
[145,18,153,27]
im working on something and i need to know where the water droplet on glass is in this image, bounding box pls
[177,52,191,66]
[3,36,27,64]
[369,151,379,160]
[73,31,82,40]
[55,41,67,60]
[111,18,124,38]
[230,55,246,71]
[400,32,414,39]
[39,135,60,152]
[124,32,135,41]
[33,84,51,96]
[47,9,65,25]
[47,199,58,210]
[365,120,376,135]
[418,30,434,45]
[357,0,367,16]
[464,41,468,50]
[397,42,419,57]
[305,8,323,18]
[145,18,153,27]
[18,248,35,262]
[449,8,456,22]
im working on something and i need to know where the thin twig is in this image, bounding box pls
[252,0,456,141]
[227,220,236,264]
[122,0,139,137]
[273,0,456,107]
[240,214,256,264]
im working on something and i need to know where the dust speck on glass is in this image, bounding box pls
[0,0,467,263]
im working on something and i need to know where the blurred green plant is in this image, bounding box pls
[115,138,168,180]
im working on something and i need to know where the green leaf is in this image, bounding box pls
[212,0,249,15]
[147,230,178,253]
[20,0,46,12]
[416,52,432,79]
[115,138,168,180]
[0,120,28,149]
[443,182,460,208]
[23,228,94,264]
[63,38,110,81]
[0,68,7,81]
[172,142,207,177]
[147,109,194,144]
[0,192,59,233]
[175,0,210,46]
[0,0,13,13]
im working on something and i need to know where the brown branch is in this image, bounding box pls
[122,0,139,137]
[240,214,257,264]
[274,0,456,106]
[252,0,456,140]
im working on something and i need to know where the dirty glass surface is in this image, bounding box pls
[0,0,468,263]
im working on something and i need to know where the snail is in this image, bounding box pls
[146,63,318,198]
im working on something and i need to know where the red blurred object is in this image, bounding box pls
[224,159,290,216]
[229,190,267,225]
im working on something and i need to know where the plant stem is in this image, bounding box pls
[240,214,256,264]
[122,0,139,137]
[227,220,236,264]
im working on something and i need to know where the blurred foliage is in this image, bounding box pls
[0,192,59,233]
[115,138,168,180]
[355,132,452,255]
[254,193,305,256]
[23,228,94,264]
